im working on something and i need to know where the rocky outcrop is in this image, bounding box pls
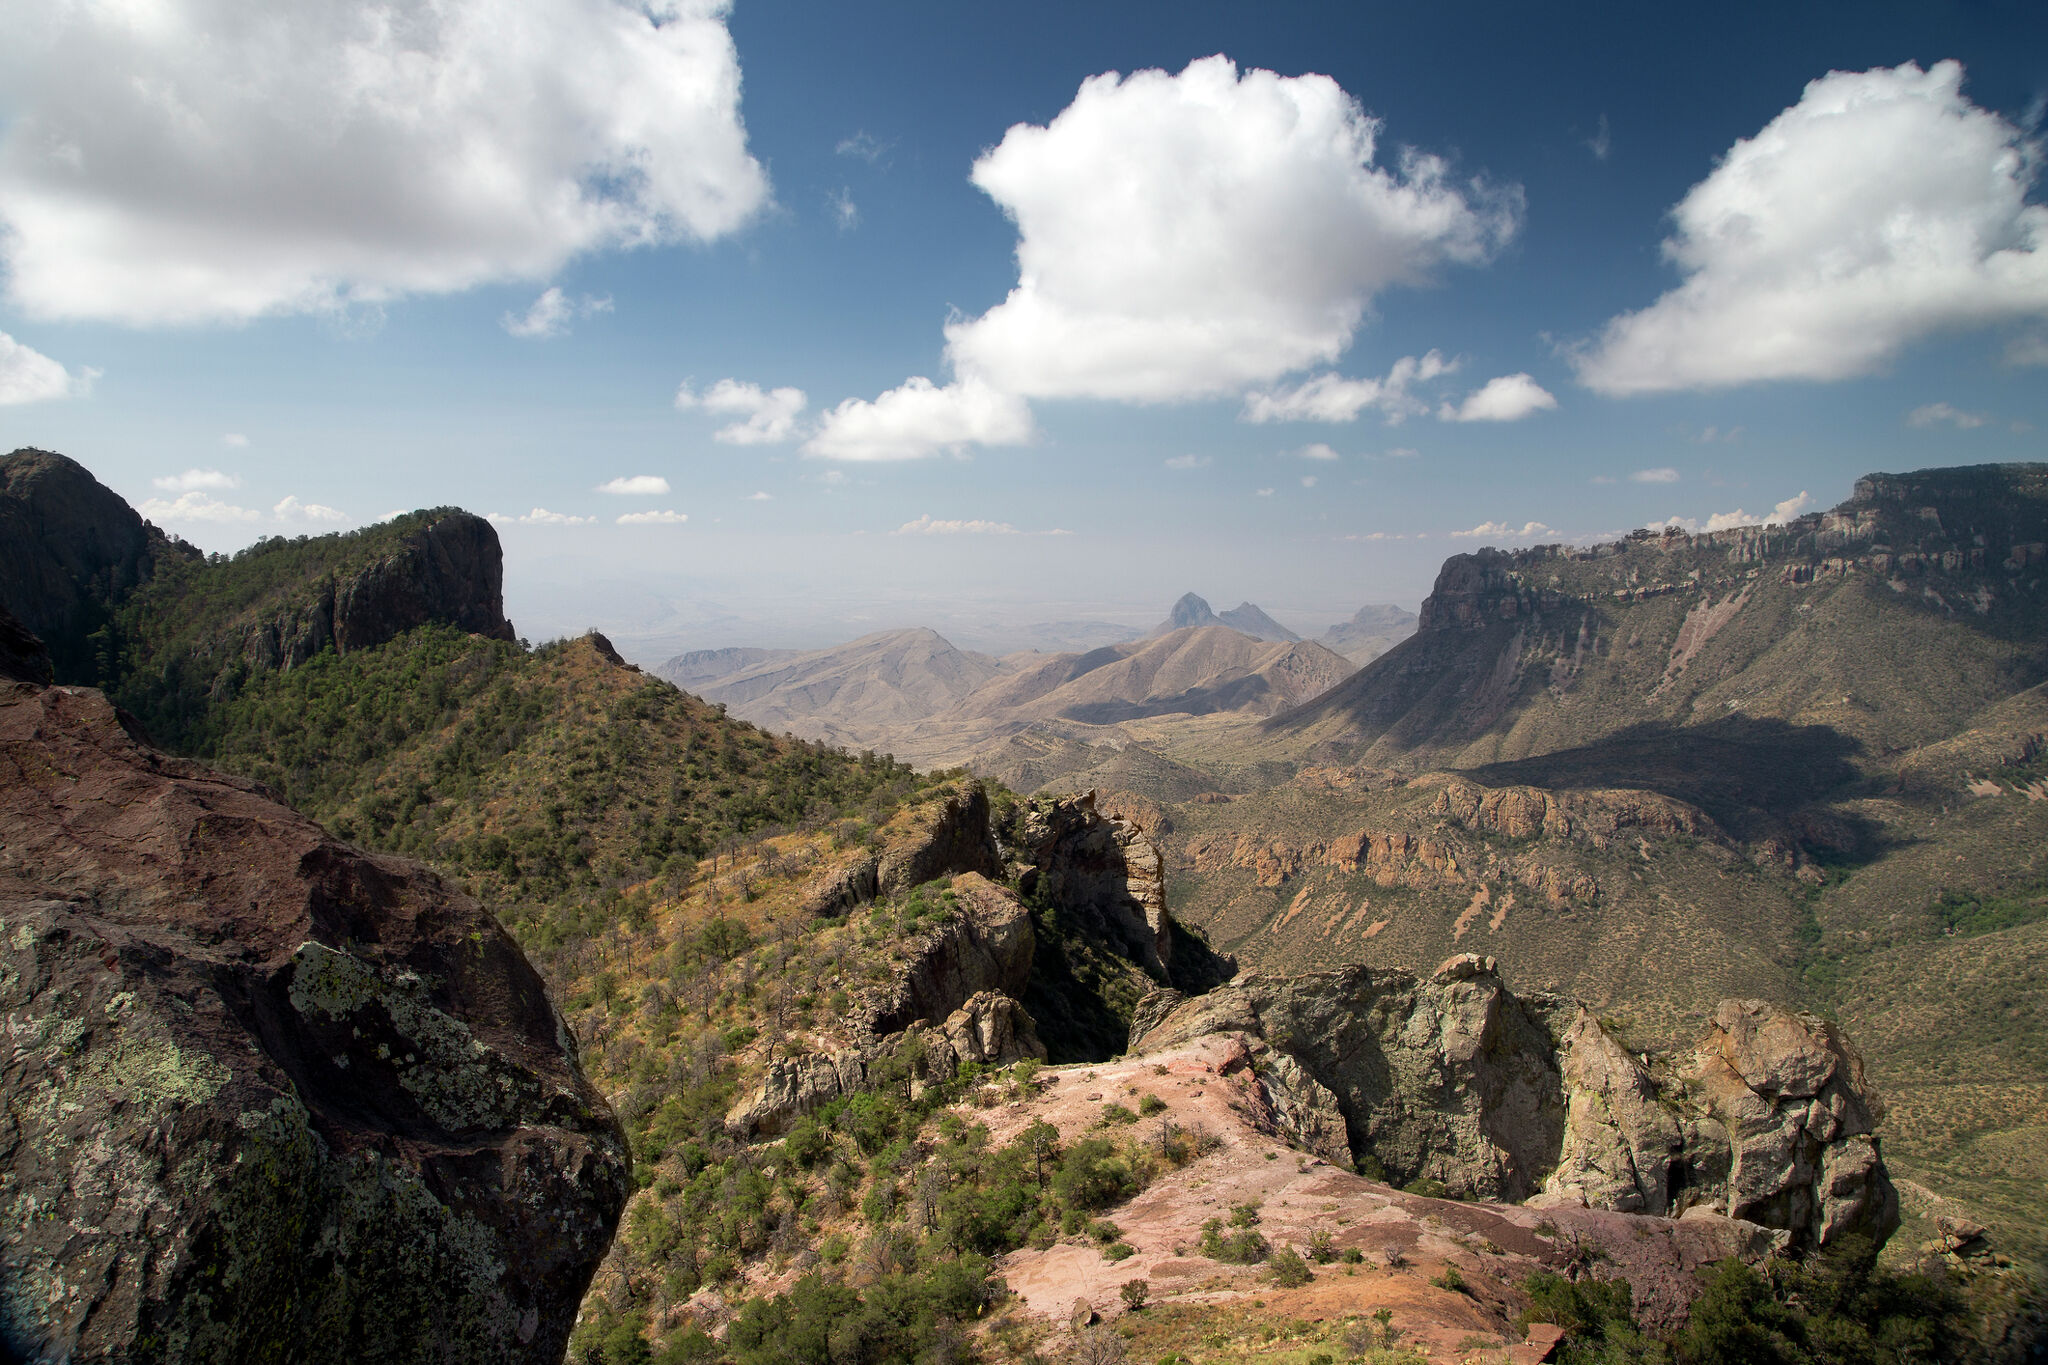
[0,680,628,1363]
[0,448,196,682]
[794,781,1004,918]
[860,873,1036,1035]
[728,873,1038,1136]
[1012,790,1171,977]
[1254,1052,1351,1166]
[797,850,882,917]
[0,601,52,685]
[1543,1001,1897,1251]
[1132,953,1566,1200]
[1132,963,1896,1252]
[1686,999,1895,1247]
[934,990,1047,1069]
[877,782,1004,896]
[235,510,516,674]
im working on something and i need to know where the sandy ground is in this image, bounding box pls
[959,1033,1768,1359]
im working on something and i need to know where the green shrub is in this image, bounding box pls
[1401,1177,1450,1199]
[1199,1218,1270,1264]
[1137,1093,1167,1116]
[1267,1248,1313,1288]
[1103,1242,1137,1263]
[1120,1279,1149,1310]
[1053,1138,1137,1212]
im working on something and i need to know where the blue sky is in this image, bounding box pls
[3,0,2046,654]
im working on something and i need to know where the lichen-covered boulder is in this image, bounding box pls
[1130,957,1566,1199]
[1544,1000,1895,1251]
[0,681,629,1364]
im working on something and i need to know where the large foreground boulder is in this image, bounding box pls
[0,681,629,1363]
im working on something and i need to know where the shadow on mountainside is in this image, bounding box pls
[1463,715,1889,858]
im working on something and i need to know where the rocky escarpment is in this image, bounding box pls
[1130,956,1896,1252]
[230,509,517,674]
[0,680,628,1363]
[0,448,197,682]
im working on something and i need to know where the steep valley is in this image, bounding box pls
[3,446,2043,1363]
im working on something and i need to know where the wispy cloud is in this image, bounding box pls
[827,187,859,231]
[596,474,671,495]
[616,509,688,525]
[744,491,773,501]
[1905,402,1990,430]
[836,130,889,163]
[154,468,242,492]
[222,432,249,448]
[486,508,597,526]
[1452,519,1558,540]
[1630,467,1680,483]
[501,287,613,340]
[1585,112,1612,161]
[891,514,1019,536]
[1163,453,1212,470]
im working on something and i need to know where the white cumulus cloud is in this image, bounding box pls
[1440,373,1557,422]
[1575,61,2048,395]
[273,495,348,523]
[596,474,672,495]
[1656,491,1818,535]
[676,379,809,445]
[943,57,1517,404]
[1298,443,1340,461]
[617,509,688,524]
[502,287,613,339]
[139,492,261,523]
[1243,351,1457,424]
[0,0,768,325]
[1452,519,1558,541]
[891,514,1020,536]
[0,331,93,404]
[1906,402,1990,429]
[806,377,1034,461]
[153,468,242,492]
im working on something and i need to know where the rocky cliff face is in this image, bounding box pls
[0,601,53,686]
[1011,789,1172,976]
[233,510,516,674]
[0,679,628,1362]
[1131,957,1896,1252]
[0,449,196,682]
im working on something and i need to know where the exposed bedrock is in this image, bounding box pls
[0,680,628,1364]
